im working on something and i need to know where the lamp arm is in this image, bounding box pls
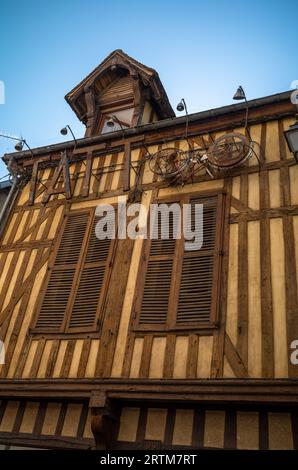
[111,115,125,132]
[181,99,188,115]
[243,98,253,141]
[22,140,34,157]
[181,99,189,144]
[111,115,125,138]
[244,97,248,129]
[66,126,78,148]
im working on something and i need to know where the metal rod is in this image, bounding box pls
[181,99,189,143]
[110,115,125,139]
[0,133,20,142]
[66,125,78,148]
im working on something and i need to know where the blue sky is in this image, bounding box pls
[0,0,297,177]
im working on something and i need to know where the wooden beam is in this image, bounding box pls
[186,334,199,378]
[0,247,50,326]
[28,159,41,205]
[230,195,255,216]
[89,391,119,450]
[283,215,298,378]
[259,171,274,378]
[230,204,298,223]
[0,432,93,450]
[237,217,248,366]
[84,86,96,138]
[211,181,232,378]
[42,151,71,203]
[139,335,153,379]
[224,409,237,449]
[81,151,93,197]
[224,334,248,379]
[122,141,131,191]
[0,378,298,404]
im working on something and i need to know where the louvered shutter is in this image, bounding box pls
[35,208,115,333]
[139,209,177,324]
[176,196,218,324]
[137,194,223,328]
[35,212,89,331]
[68,211,114,331]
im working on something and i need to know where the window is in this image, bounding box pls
[134,192,225,330]
[32,209,116,333]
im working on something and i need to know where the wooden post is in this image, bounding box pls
[28,159,41,205]
[89,391,118,450]
[123,141,131,191]
[81,151,93,197]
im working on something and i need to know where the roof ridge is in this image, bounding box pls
[65,49,156,101]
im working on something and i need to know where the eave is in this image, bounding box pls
[3,90,295,165]
[0,378,298,406]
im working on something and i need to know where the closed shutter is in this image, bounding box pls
[137,193,224,328]
[34,209,115,333]
[139,210,177,324]
[176,196,217,324]
[68,212,114,331]
[35,212,89,331]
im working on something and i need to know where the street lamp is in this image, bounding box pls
[106,115,125,131]
[60,125,77,147]
[176,98,189,142]
[106,115,126,138]
[284,120,298,163]
[233,86,249,129]
[0,134,34,157]
[176,99,187,113]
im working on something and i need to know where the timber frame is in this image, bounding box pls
[1,379,298,404]
[1,379,298,449]
[1,76,298,450]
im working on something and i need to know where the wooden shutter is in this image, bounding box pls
[35,212,89,331]
[68,212,114,331]
[34,209,115,333]
[176,196,218,324]
[139,210,177,324]
[137,193,224,328]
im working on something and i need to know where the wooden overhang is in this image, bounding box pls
[0,379,298,406]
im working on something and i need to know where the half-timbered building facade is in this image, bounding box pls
[0,50,297,450]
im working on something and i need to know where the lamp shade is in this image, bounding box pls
[176,100,185,112]
[233,86,246,101]
[284,121,298,161]
[106,118,115,127]
[14,140,24,151]
[60,127,68,135]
